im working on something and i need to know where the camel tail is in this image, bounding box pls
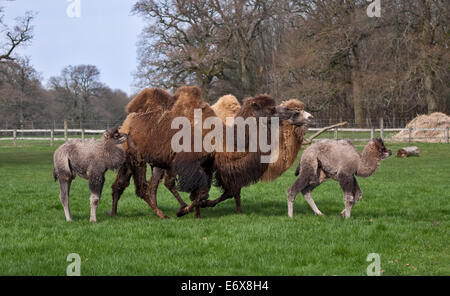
[294,162,301,176]
[172,154,208,193]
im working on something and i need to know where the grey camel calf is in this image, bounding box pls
[53,127,127,222]
[287,138,392,218]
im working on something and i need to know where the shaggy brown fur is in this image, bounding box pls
[125,87,176,113]
[287,138,392,219]
[113,88,190,218]
[111,86,216,219]
[261,99,309,181]
[200,95,312,213]
[53,127,127,222]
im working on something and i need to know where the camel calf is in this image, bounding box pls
[53,127,127,222]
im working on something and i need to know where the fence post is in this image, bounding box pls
[370,128,375,140]
[81,128,85,140]
[334,128,338,140]
[50,128,54,146]
[408,127,412,143]
[379,117,384,140]
[13,129,17,146]
[446,127,449,143]
[64,120,68,142]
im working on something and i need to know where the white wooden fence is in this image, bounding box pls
[1,127,449,146]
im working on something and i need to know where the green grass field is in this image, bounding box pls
[0,141,448,275]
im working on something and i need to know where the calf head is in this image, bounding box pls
[103,127,128,145]
[372,138,392,159]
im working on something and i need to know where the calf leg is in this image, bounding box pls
[302,185,323,216]
[286,173,310,218]
[340,177,362,217]
[59,178,72,222]
[338,176,356,219]
[89,175,105,223]
[110,163,132,216]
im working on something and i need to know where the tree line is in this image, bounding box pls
[1,1,448,129]
[133,0,449,126]
[0,6,129,129]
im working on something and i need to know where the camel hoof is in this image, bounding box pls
[105,211,116,217]
[159,214,170,220]
[176,206,188,217]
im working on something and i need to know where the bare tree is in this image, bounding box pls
[0,7,34,62]
[49,65,104,122]
[133,0,284,101]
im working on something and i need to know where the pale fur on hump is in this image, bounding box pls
[211,94,241,125]
[260,99,307,182]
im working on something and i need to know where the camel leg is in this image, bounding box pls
[200,191,233,209]
[338,176,355,219]
[234,190,242,214]
[133,165,169,219]
[176,188,209,218]
[89,175,104,223]
[302,185,323,216]
[59,178,72,222]
[353,178,363,204]
[340,177,362,217]
[148,166,163,209]
[286,174,310,218]
[110,163,132,216]
[162,169,187,208]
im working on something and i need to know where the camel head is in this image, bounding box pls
[103,127,128,145]
[240,94,278,119]
[278,99,314,126]
[371,138,392,159]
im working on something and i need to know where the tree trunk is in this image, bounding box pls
[352,69,364,127]
[424,72,437,113]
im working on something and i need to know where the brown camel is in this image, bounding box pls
[112,87,286,219]
[111,86,216,219]
[142,97,312,215]
[198,98,313,213]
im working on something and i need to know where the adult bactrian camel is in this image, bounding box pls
[111,86,216,219]
[198,99,313,213]
[112,87,287,219]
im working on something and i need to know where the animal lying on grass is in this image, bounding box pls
[287,138,392,219]
[53,127,127,222]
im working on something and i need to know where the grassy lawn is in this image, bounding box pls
[0,141,448,275]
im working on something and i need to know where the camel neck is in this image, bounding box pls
[357,144,381,178]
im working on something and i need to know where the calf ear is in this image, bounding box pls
[103,131,110,139]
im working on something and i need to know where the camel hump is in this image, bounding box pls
[174,86,203,104]
[126,88,174,113]
[170,86,209,116]
[281,99,305,110]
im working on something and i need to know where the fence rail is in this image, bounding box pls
[1,127,449,145]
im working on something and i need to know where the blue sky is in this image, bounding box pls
[2,0,145,95]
